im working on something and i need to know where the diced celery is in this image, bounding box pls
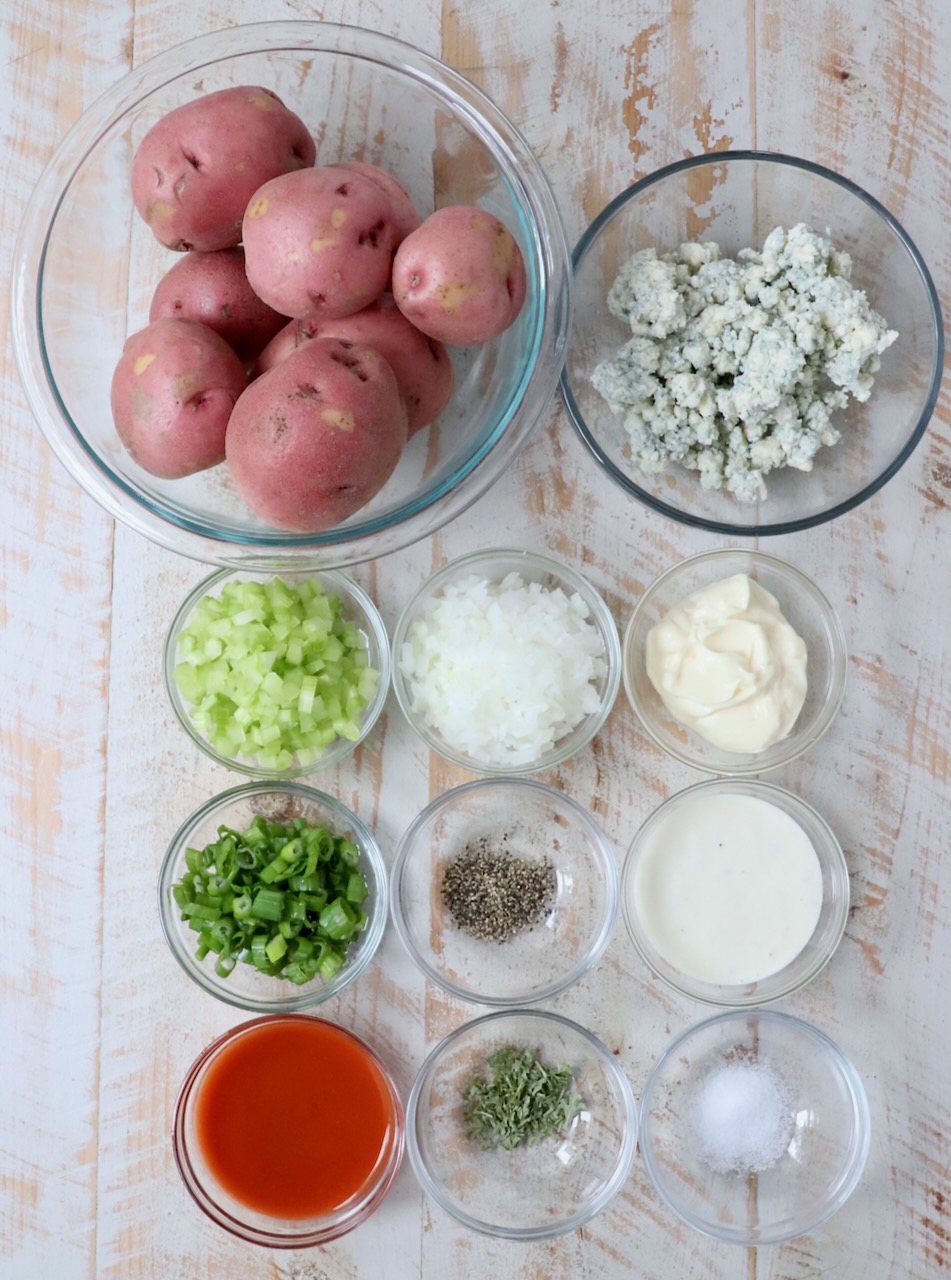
[174,575,379,769]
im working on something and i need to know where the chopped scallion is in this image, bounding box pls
[170,814,370,985]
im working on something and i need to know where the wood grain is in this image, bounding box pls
[2,0,949,1276]
[1,4,124,1277]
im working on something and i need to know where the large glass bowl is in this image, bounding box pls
[638,1009,871,1245]
[11,22,571,568]
[406,1009,638,1239]
[561,151,943,535]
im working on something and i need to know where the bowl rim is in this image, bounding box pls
[171,1012,405,1246]
[638,1007,872,1246]
[391,545,623,775]
[10,20,572,569]
[559,148,945,536]
[162,565,391,777]
[405,1007,639,1240]
[157,779,388,1011]
[620,775,851,1006]
[622,545,848,775]
[389,775,620,1005]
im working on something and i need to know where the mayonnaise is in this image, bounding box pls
[646,573,807,753]
[631,790,823,985]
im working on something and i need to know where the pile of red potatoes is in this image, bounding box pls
[111,85,527,532]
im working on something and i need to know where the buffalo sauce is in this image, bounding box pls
[194,1016,396,1219]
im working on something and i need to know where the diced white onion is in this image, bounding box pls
[399,571,607,766]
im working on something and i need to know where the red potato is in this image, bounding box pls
[148,248,287,363]
[333,161,422,244]
[252,295,454,435]
[131,86,316,252]
[249,318,318,378]
[241,165,397,320]
[110,318,248,479]
[226,337,409,531]
[391,205,527,345]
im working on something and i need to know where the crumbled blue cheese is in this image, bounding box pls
[592,224,897,502]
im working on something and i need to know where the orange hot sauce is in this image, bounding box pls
[194,1016,398,1220]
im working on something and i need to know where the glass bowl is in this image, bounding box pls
[11,21,571,569]
[639,1009,871,1246]
[158,781,387,1011]
[173,1014,404,1246]
[391,547,622,775]
[163,566,389,778]
[561,151,944,535]
[391,777,619,1006]
[623,546,847,775]
[406,1009,637,1239]
[621,777,849,1006]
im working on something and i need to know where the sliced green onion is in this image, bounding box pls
[265,934,287,964]
[318,949,345,979]
[318,897,360,941]
[251,887,285,922]
[346,872,368,904]
[170,814,371,986]
[180,902,221,922]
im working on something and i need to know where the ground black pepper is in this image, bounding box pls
[441,836,556,943]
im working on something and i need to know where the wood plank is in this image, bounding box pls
[753,2,951,1275]
[88,5,445,1276]
[430,4,755,1276]
[0,3,130,1276]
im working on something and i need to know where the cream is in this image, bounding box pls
[646,573,807,753]
[631,790,823,986]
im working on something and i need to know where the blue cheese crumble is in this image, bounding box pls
[592,224,897,501]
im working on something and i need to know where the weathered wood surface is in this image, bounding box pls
[2,0,949,1276]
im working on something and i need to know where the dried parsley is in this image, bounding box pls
[441,838,556,943]
[461,1045,585,1150]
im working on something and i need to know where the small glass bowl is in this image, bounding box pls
[158,781,387,1012]
[561,150,943,535]
[163,566,390,778]
[173,1014,404,1246]
[406,1009,638,1239]
[391,777,619,1006]
[621,777,849,1006]
[392,547,622,775]
[623,546,847,775]
[639,1009,871,1246]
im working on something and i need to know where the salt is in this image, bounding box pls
[688,1056,794,1174]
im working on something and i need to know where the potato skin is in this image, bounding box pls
[392,205,527,344]
[253,295,454,434]
[149,248,287,362]
[332,161,421,244]
[242,165,397,320]
[131,86,316,252]
[225,337,409,531]
[110,318,248,479]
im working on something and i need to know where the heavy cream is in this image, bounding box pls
[646,573,807,753]
[631,790,823,986]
